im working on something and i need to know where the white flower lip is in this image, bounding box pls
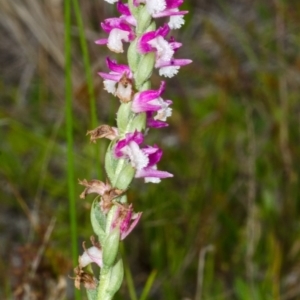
[107,28,130,53]
[79,246,103,268]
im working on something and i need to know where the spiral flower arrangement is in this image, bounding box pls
[73,0,191,299]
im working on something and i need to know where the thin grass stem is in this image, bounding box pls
[121,243,138,300]
[72,0,101,177]
[64,0,80,299]
[139,269,157,300]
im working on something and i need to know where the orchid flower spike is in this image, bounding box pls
[75,0,191,296]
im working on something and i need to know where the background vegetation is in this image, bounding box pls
[1,0,300,299]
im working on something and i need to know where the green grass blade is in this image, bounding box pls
[64,0,80,299]
[121,243,138,300]
[139,269,157,300]
[72,0,101,177]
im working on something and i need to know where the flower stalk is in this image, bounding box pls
[73,0,191,299]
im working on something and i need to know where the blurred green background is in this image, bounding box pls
[1,0,300,299]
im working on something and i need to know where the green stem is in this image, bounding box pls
[97,267,111,300]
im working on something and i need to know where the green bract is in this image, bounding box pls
[135,52,155,88]
[129,112,146,132]
[105,142,118,183]
[91,199,106,244]
[117,102,133,134]
[102,229,120,267]
[87,288,98,300]
[113,163,135,190]
[136,6,151,35]
[127,39,141,72]
[106,258,124,294]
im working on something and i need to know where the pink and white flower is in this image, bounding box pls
[98,57,133,102]
[138,24,172,60]
[146,111,169,128]
[114,132,173,182]
[133,0,187,29]
[133,0,166,15]
[156,58,192,77]
[135,145,173,183]
[96,18,135,53]
[114,131,148,170]
[153,0,188,29]
[79,244,103,268]
[117,1,137,27]
[111,204,142,240]
[138,24,191,77]
[131,81,173,123]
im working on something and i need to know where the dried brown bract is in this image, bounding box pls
[86,125,118,143]
[78,179,111,199]
[100,187,124,213]
[72,266,97,290]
